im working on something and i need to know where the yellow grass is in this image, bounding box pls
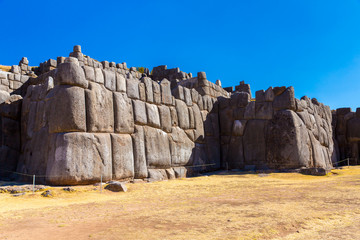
[0,65,11,72]
[0,167,360,240]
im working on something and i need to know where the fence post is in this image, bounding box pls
[100,174,102,193]
[32,175,35,194]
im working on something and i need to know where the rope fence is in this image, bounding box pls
[0,158,356,193]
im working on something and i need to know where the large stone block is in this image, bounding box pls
[132,100,147,125]
[144,127,171,168]
[255,102,273,120]
[103,69,116,91]
[220,107,233,136]
[273,87,296,111]
[146,103,160,128]
[142,77,153,103]
[113,92,134,133]
[2,117,20,150]
[111,134,134,180]
[46,133,112,185]
[160,79,172,105]
[192,104,204,142]
[116,73,126,92]
[170,106,178,127]
[184,87,192,106]
[158,105,172,133]
[82,66,95,82]
[131,126,148,178]
[243,120,267,165]
[175,99,190,129]
[56,62,88,88]
[170,127,195,166]
[347,117,360,142]
[153,81,161,105]
[48,86,86,133]
[266,110,312,169]
[126,76,139,99]
[85,82,114,132]
[94,68,104,84]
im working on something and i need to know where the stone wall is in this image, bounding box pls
[219,86,336,170]
[14,46,224,185]
[0,45,349,185]
[333,108,360,165]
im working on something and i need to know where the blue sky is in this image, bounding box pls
[1,0,360,110]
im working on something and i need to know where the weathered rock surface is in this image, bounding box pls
[46,133,112,185]
[144,127,171,168]
[85,82,114,132]
[113,92,134,133]
[111,134,134,180]
[48,86,86,133]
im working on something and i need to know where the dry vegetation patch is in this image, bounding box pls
[0,167,360,240]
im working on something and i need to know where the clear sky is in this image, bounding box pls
[1,0,360,110]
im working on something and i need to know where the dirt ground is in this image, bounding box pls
[0,167,360,240]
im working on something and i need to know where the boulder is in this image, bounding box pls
[132,100,147,125]
[158,105,172,133]
[131,126,148,178]
[255,90,265,102]
[170,127,195,166]
[138,82,146,101]
[103,70,116,91]
[56,62,88,88]
[113,92,134,134]
[172,85,184,100]
[94,68,104,84]
[105,182,127,192]
[0,95,22,120]
[83,66,95,82]
[347,117,360,142]
[264,87,274,101]
[111,134,134,180]
[184,87,192,106]
[48,86,86,133]
[219,107,233,136]
[142,77,153,102]
[273,87,296,111]
[175,99,190,129]
[226,136,244,169]
[273,86,286,96]
[243,120,267,165]
[255,102,273,120]
[244,101,255,119]
[46,133,112,185]
[192,104,204,142]
[266,110,312,169]
[148,169,168,181]
[0,90,10,104]
[160,79,172,105]
[85,82,114,132]
[232,120,247,136]
[170,106,178,127]
[165,168,176,180]
[126,76,139,99]
[173,167,187,178]
[146,103,161,128]
[116,73,126,92]
[152,81,161,105]
[144,127,171,168]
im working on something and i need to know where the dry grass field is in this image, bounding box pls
[0,167,360,240]
[0,65,11,72]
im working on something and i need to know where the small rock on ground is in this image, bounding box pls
[104,182,127,192]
